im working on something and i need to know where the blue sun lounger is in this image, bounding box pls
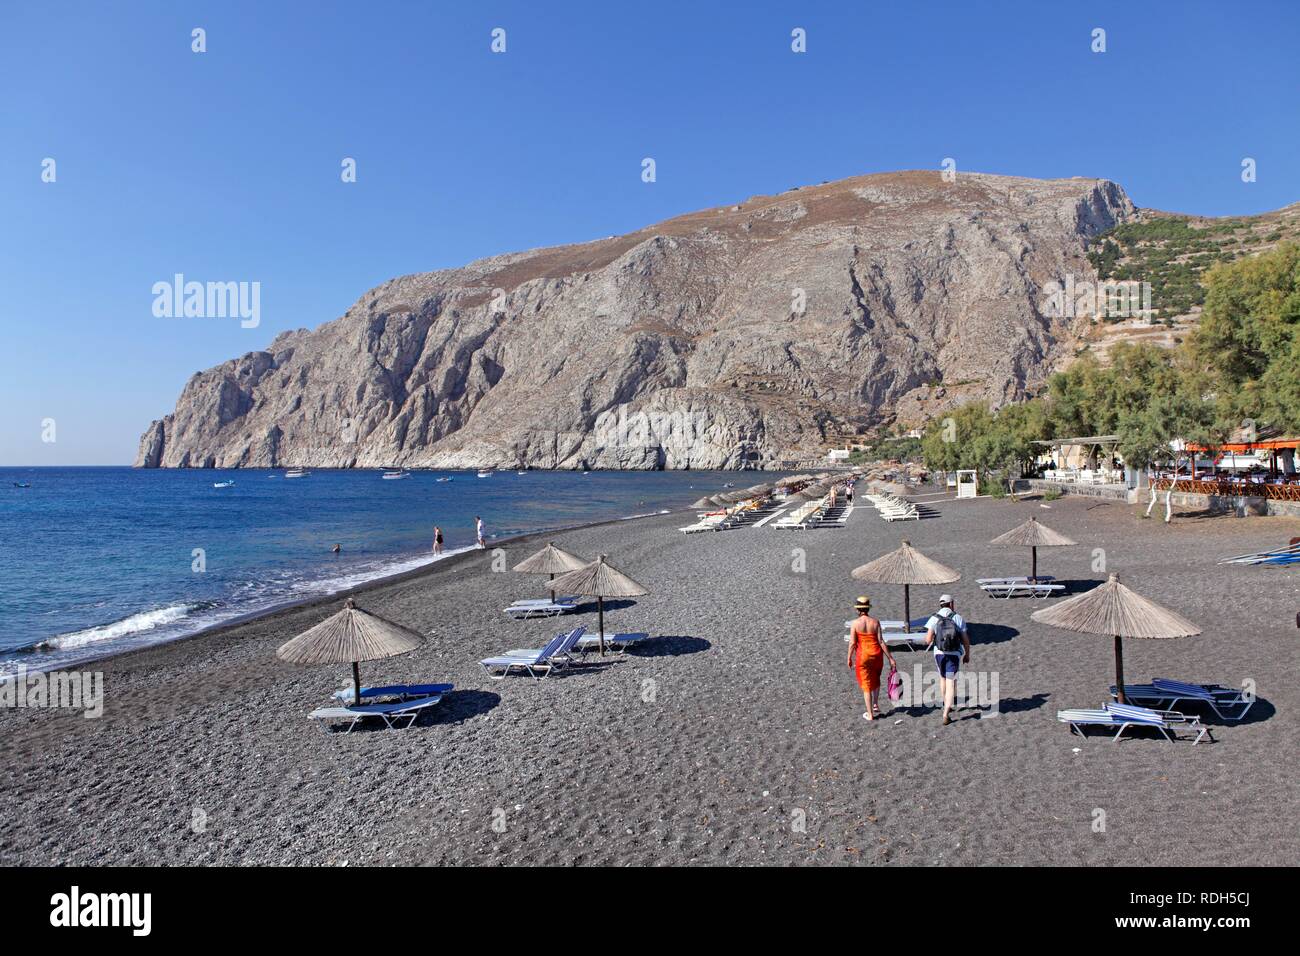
[1057,702,1212,744]
[480,626,585,680]
[1110,679,1254,721]
[330,682,454,703]
[309,692,447,733]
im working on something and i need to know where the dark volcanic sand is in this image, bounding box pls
[1,493,1297,866]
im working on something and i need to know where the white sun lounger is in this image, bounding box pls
[509,596,578,607]
[976,576,1056,585]
[480,626,586,680]
[308,693,447,733]
[504,599,577,619]
[980,581,1064,599]
[1057,702,1211,744]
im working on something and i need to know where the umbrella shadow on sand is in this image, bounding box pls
[626,635,710,658]
[965,622,1018,646]
[575,598,638,613]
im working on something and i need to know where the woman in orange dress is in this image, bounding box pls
[848,596,896,720]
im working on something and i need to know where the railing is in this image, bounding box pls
[1152,477,1300,501]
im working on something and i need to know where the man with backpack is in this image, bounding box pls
[924,594,971,726]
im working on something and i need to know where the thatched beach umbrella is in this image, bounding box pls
[1031,573,1199,703]
[990,517,1077,582]
[746,483,773,496]
[547,554,648,656]
[690,496,717,509]
[852,539,960,633]
[276,597,424,705]
[514,541,588,602]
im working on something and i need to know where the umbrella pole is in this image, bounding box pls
[1113,635,1126,704]
[598,596,606,656]
[549,571,556,603]
[352,661,362,706]
[1031,546,1038,583]
[903,584,911,633]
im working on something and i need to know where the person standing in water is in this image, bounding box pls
[432,526,444,555]
[848,596,895,721]
[475,516,485,549]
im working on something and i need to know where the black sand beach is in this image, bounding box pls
[2,493,1297,866]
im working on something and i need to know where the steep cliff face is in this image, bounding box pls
[136,170,1134,469]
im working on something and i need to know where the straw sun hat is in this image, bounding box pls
[853,595,872,611]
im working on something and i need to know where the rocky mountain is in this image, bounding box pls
[136,170,1135,470]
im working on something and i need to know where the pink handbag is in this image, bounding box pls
[887,664,902,701]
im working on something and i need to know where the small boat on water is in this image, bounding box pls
[477,470,493,478]
[213,480,235,488]
[381,469,411,480]
[436,476,453,482]
[516,470,527,476]
[285,468,310,479]
[12,482,31,488]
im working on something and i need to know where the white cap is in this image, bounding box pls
[939,594,953,605]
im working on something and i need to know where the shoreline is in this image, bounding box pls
[7,506,683,679]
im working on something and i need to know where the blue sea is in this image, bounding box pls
[0,467,769,675]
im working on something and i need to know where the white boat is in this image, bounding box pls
[516,470,527,476]
[213,480,235,488]
[477,470,493,478]
[381,469,411,480]
[436,476,453,483]
[285,469,309,479]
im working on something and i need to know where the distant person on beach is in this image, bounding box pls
[848,596,895,721]
[433,526,444,555]
[924,594,970,726]
[475,516,485,549]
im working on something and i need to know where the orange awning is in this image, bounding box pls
[1185,439,1300,452]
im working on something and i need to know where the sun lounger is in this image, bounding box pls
[480,626,586,680]
[309,693,446,733]
[1111,679,1253,721]
[509,596,578,607]
[330,682,454,703]
[841,619,931,649]
[1057,702,1211,743]
[976,575,1056,585]
[504,600,577,619]
[980,580,1064,599]
[574,631,651,653]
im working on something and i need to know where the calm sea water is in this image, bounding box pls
[0,467,773,675]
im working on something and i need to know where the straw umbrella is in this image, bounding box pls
[690,496,717,509]
[546,554,648,656]
[990,517,1077,582]
[852,539,960,633]
[1031,572,1200,703]
[514,541,589,601]
[276,597,424,705]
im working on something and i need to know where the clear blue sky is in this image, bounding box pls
[2,0,1297,464]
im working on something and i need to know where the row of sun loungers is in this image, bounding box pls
[977,575,1065,599]
[863,493,923,521]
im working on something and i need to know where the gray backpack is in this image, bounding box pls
[934,612,963,654]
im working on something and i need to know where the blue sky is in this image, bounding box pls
[2,0,1297,464]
